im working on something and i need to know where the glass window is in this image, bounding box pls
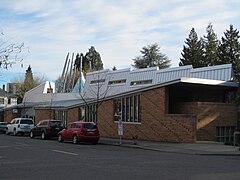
[134,95,140,122]
[216,126,235,142]
[130,80,152,86]
[83,123,97,129]
[37,121,42,126]
[113,94,141,123]
[79,107,85,121]
[54,110,68,127]
[126,97,130,122]
[130,96,133,122]
[49,120,62,127]
[20,119,33,124]
[114,99,122,121]
[84,104,97,122]
[0,98,4,104]
[90,106,92,121]
[108,79,126,85]
[76,123,81,128]
[123,98,126,122]
[90,79,105,84]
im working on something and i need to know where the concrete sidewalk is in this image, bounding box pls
[98,137,240,156]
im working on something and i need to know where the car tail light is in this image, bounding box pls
[48,126,52,131]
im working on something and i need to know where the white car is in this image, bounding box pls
[6,118,34,135]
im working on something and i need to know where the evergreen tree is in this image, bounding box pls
[84,46,103,72]
[112,66,117,71]
[218,25,240,80]
[179,28,205,68]
[132,43,171,69]
[23,65,35,90]
[203,23,220,66]
[16,65,36,103]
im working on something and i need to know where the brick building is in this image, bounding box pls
[2,64,239,143]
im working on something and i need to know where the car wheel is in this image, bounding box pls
[41,132,46,140]
[13,129,17,136]
[58,134,63,142]
[72,135,78,144]
[30,131,35,138]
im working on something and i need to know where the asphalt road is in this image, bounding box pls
[1,134,240,180]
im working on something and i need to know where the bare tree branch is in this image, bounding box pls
[0,30,28,69]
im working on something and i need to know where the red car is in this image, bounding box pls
[58,122,100,144]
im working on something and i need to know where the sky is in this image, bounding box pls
[0,0,239,87]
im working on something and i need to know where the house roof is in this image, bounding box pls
[35,77,239,109]
[82,63,235,99]
[20,63,238,109]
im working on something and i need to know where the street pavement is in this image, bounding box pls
[99,137,240,155]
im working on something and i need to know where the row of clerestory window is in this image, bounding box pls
[90,79,152,86]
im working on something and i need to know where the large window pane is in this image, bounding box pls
[113,94,141,123]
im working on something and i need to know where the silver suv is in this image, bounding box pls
[6,118,34,135]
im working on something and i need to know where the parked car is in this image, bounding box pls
[6,118,34,135]
[58,121,100,144]
[29,119,63,140]
[0,122,8,133]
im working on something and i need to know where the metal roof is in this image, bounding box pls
[21,63,237,109]
[83,63,235,99]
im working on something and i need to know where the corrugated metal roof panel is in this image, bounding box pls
[156,66,192,83]
[190,64,233,81]
[82,63,234,99]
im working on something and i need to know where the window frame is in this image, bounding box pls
[84,104,97,123]
[216,126,235,142]
[113,94,141,124]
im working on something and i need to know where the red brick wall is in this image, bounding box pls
[33,87,237,143]
[97,100,118,137]
[4,109,21,123]
[34,109,52,124]
[68,107,79,123]
[35,107,79,125]
[97,87,197,143]
[174,102,238,141]
[137,88,196,142]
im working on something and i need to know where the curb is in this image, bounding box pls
[98,141,240,156]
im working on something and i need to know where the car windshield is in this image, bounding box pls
[0,122,7,125]
[49,121,63,127]
[20,120,33,124]
[83,123,97,129]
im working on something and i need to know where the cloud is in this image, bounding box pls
[0,0,239,84]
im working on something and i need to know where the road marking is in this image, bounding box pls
[52,149,78,156]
